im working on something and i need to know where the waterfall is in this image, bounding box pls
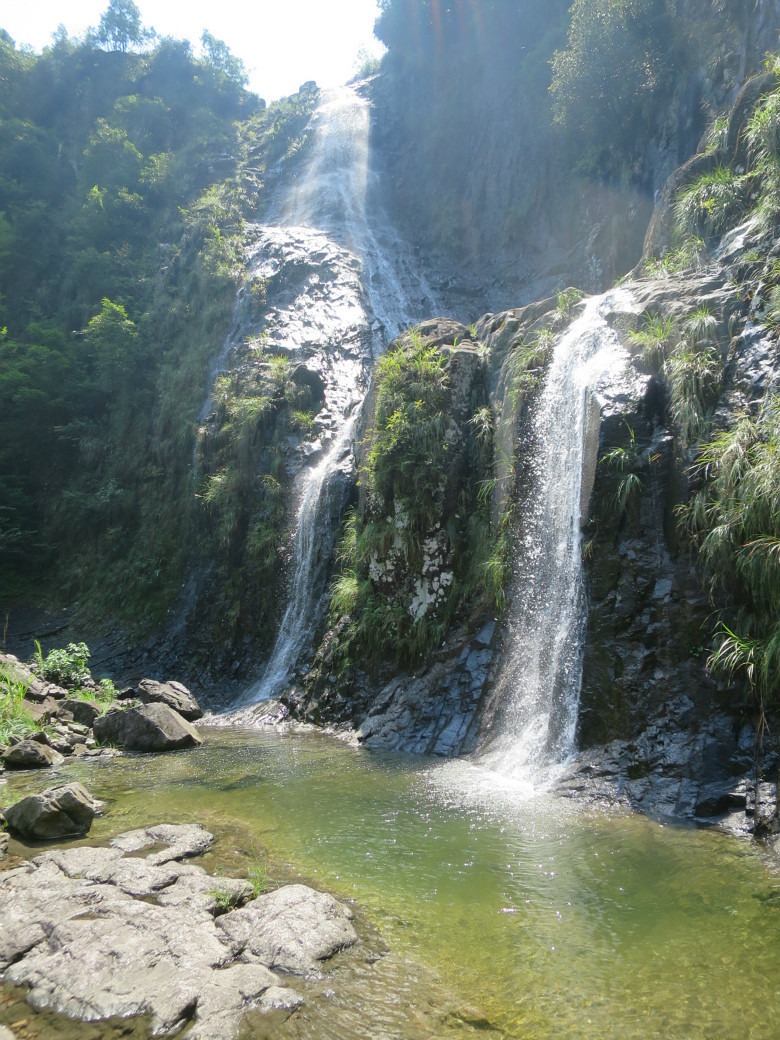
[481,289,637,788]
[234,85,438,709]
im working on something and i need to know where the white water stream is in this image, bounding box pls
[236,85,438,708]
[479,289,639,790]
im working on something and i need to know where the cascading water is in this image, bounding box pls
[480,289,639,790]
[234,85,438,709]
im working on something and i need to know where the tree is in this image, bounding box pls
[549,0,674,174]
[200,31,248,86]
[84,297,138,390]
[95,0,153,53]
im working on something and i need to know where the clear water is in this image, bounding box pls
[2,729,779,1040]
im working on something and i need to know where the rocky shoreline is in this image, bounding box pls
[0,651,369,1040]
[0,823,357,1040]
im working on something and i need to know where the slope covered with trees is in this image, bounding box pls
[0,5,315,628]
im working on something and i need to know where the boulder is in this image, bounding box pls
[2,739,64,770]
[93,703,202,753]
[217,883,357,975]
[134,679,203,721]
[2,782,102,840]
[61,697,103,727]
[0,832,9,860]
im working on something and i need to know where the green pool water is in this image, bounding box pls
[2,727,779,1040]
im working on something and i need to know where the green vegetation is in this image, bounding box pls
[0,661,36,744]
[248,848,275,897]
[195,354,321,645]
[680,399,780,809]
[675,167,748,242]
[325,331,499,669]
[550,0,675,176]
[35,641,92,687]
[665,307,723,448]
[627,311,676,368]
[0,11,318,627]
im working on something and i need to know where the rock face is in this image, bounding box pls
[2,739,64,770]
[132,679,204,721]
[2,782,102,840]
[0,823,356,1040]
[93,702,203,753]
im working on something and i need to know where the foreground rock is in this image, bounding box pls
[93,702,203,753]
[2,783,102,841]
[2,739,64,770]
[217,884,358,976]
[0,823,357,1039]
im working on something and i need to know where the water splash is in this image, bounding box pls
[480,289,638,791]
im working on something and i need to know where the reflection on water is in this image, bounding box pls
[2,728,779,1040]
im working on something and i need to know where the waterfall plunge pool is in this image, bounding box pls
[2,727,779,1039]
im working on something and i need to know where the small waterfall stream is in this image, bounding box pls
[481,289,638,788]
[235,85,438,708]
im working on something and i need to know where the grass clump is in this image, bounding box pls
[628,311,677,369]
[665,307,723,448]
[675,167,747,241]
[0,664,37,745]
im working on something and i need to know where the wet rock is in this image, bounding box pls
[60,698,103,727]
[2,739,64,770]
[133,679,204,721]
[217,884,357,975]
[2,782,102,840]
[93,702,202,753]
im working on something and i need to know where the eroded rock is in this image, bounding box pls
[0,825,355,1039]
[2,782,102,840]
[217,883,357,975]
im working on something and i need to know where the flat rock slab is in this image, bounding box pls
[2,782,102,840]
[218,883,357,975]
[0,824,361,1038]
[2,739,64,770]
[110,822,215,860]
[93,702,203,753]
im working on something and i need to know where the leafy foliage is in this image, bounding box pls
[326,332,499,668]
[681,398,780,709]
[0,18,317,625]
[35,640,92,686]
[550,0,675,174]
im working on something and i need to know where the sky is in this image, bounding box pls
[0,0,385,101]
